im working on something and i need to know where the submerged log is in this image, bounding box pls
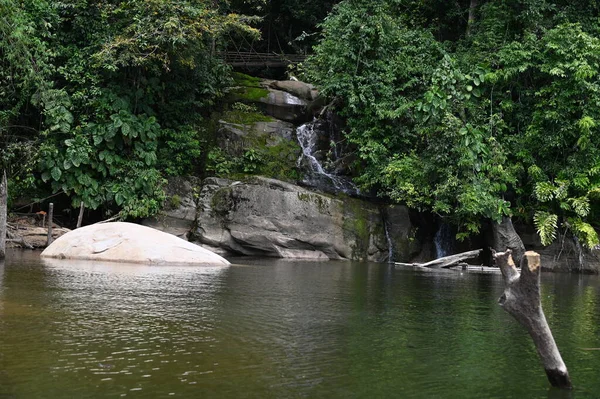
[493,249,572,389]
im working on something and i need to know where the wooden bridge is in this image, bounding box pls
[217,51,307,67]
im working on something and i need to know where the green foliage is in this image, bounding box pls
[534,211,558,246]
[169,194,182,210]
[307,0,600,246]
[223,107,274,125]
[232,72,263,88]
[1,0,258,217]
[206,148,235,177]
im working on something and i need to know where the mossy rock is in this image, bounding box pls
[230,86,270,102]
[232,72,262,88]
[222,110,275,125]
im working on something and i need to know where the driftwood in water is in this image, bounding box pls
[396,249,483,269]
[0,171,7,259]
[419,249,482,268]
[493,249,572,389]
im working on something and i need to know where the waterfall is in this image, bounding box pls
[296,119,358,195]
[434,223,454,258]
[383,218,394,263]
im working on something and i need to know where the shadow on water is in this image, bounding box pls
[0,252,599,398]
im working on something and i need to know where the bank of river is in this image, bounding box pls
[1,250,599,398]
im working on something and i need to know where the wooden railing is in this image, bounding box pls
[217,51,307,67]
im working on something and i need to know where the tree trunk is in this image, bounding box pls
[419,249,482,268]
[0,171,7,259]
[493,249,572,389]
[395,249,482,269]
[491,216,525,265]
[466,0,478,36]
[77,201,85,228]
[46,203,54,246]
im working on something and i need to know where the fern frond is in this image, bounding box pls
[534,211,558,246]
[570,218,599,249]
[534,182,555,202]
[569,196,590,218]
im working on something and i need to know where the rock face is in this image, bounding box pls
[192,176,417,261]
[218,118,297,158]
[41,222,230,266]
[259,89,309,123]
[8,225,70,248]
[517,225,600,273]
[141,177,200,239]
[269,80,318,101]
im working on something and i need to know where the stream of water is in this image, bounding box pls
[296,120,358,196]
[1,250,600,398]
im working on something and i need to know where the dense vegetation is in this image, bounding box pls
[306,0,600,246]
[2,0,600,247]
[0,0,257,217]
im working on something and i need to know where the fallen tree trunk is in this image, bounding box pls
[493,249,572,389]
[394,249,483,269]
[419,249,482,269]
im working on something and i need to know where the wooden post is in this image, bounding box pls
[493,249,572,389]
[0,171,7,259]
[46,203,54,246]
[77,201,85,228]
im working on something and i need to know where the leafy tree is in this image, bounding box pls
[307,0,600,246]
[2,0,258,217]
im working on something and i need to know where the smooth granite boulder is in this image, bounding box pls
[41,222,230,265]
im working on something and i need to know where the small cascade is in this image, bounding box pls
[383,218,394,263]
[296,119,358,195]
[434,222,454,258]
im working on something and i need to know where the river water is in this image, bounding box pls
[1,251,599,398]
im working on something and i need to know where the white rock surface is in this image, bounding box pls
[41,222,230,266]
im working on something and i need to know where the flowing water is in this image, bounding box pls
[2,250,600,398]
[296,120,358,196]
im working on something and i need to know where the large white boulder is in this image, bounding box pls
[41,222,230,266]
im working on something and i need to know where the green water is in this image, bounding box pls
[1,250,599,398]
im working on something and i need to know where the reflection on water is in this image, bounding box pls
[1,251,600,398]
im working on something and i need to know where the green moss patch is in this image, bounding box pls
[222,110,274,125]
[231,86,269,102]
[232,72,262,87]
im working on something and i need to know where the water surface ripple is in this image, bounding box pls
[1,251,600,398]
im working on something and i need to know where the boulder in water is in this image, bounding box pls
[41,222,230,266]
